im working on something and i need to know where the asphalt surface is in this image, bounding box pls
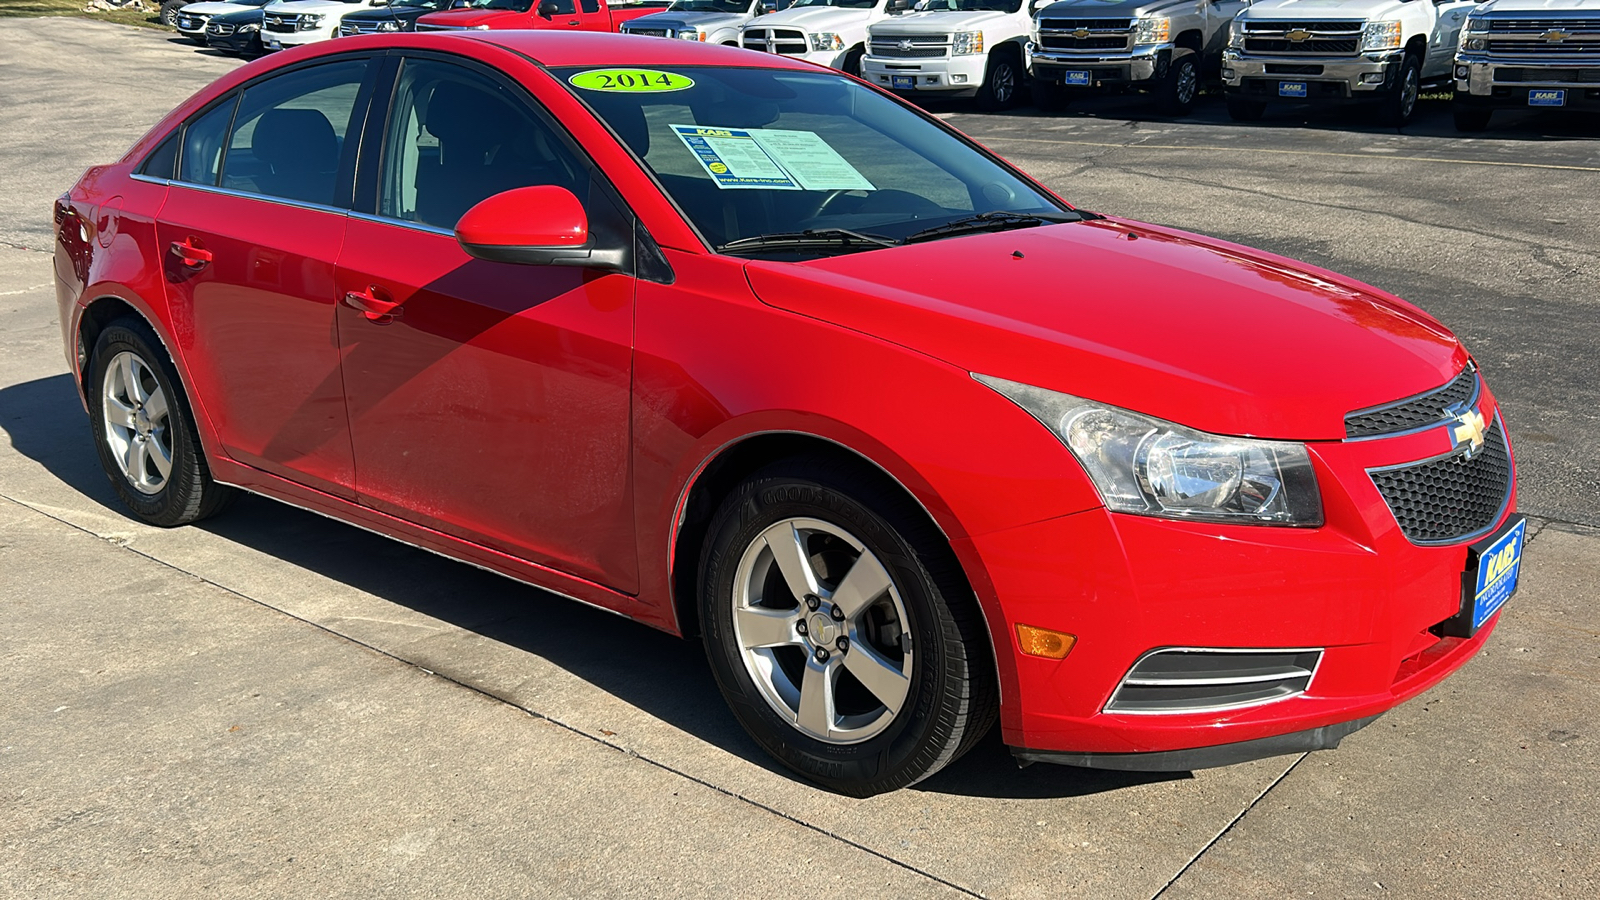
[1,18,1597,899]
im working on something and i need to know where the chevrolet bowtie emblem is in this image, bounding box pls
[1542,30,1570,42]
[898,39,914,51]
[1286,29,1312,42]
[1450,407,1488,457]
[1073,28,1090,38]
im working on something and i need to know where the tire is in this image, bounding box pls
[698,459,997,796]
[1157,50,1199,116]
[1454,106,1492,132]
[1033,79,1071,112]
[1226,94,1266,122]
[159,0,185,27]
[975,47,1023,111]
[1378,52,1422,127]
[87,317,236,527]
[842,47,863,77]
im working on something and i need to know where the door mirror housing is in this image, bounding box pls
[537,0,560,17]
[455,186,625,271]
[888,0,913,12]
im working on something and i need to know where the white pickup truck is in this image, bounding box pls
[1453,0,1600,130]
[739,0,894,74]
[861,0,1045,109]
[1222,0,1477,125]
[261,0,391,49]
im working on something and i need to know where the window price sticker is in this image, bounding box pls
[671,125,876,192]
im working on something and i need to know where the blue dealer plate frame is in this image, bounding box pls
[1529,89,1566,107]
[891,75,916,90]
[1279,81,1308,98]
[1441,515,1526,638]
[1063,71,1091,86]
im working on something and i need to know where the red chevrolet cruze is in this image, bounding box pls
[53,32,1524,795]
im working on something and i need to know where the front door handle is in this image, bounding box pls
[169,237,212,268]
[343,285,404,323]
[567,18,580,24]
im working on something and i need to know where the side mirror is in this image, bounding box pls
[455,186,625,271]
[888,0,912,12]
[449,0,471,7]
[537,0,559,17]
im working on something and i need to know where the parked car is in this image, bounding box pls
[416,0,670,31]
[338,0,458,33]
[260,0,390,49]
[621,0,793,45]
[1222,0,1477,125]
[1028,0,1249,115]
[174,0,271,44]
[862,0,1044,110]
[1452,0,1600,131]
[205,5,267,54]
[739,0,893,75]
[56,32,1523,797]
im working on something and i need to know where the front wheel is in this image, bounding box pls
[159,0,184,26]
[698,460,997,796]
[975,48,1023,111]
[842,47,863,78]
[1378,52,1422,127]
[1157,50,1199,116]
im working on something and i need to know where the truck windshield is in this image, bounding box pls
[915,0,1021,12]
[664,0,752,11]
[791,0,878,8]
[470,0,536,10]
[558,65,1076,258]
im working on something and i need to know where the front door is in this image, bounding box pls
[335,56,639,591]
[156,57,375,498]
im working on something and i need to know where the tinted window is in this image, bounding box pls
[581,0,599,11]
[221,59,369,207]
[379,59,587,229]
[140,131,180,180]
[178,98,237,186]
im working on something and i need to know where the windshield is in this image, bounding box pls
[665,0,753,11]
[393,0,447,7]
[915,0,1020,12]
[470,0,533,10]
[792,0,877,8]
[559,66,1072,258]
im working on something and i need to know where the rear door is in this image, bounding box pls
[155,55,379,498]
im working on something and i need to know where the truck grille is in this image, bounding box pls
[1479,17,1600,33]
[869,34,949,58]
[1369,418,1512,545]
[742,27,809,55]
[1106,649,1322,714]
[339,20,390,35]
[1486,38,1600,55]
[1495,66,1600,83]
[263,14,319,32]
[1242,20,1361,56]
[1345,364,1479,439]
[1035,18,1133,53]
[627,27,671,37]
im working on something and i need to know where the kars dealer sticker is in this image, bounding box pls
[569,69,696,93]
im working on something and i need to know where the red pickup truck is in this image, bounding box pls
[416,0,670,31]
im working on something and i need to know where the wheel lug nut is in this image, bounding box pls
[830,606,845,622]
[804,594,820,611]
[814,647,829,663]
[836,637,849,652]
[796,620,808,636]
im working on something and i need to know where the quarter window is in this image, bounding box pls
[178,98,238,187]
[220,59,370,207]
[379,59,586,229]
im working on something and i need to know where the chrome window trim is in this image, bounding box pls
[133,174,355,217]
[1103,646,1325,716]
[348,210,456,237]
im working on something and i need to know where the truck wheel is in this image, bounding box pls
[843,47,863,77]
[1453,107,1492,132]
[1226,94,1266,122]
[698,458,998,796]
[159,0,184,26]
[1157,49,1199,116]
[976,47,1022,111]
[1033,80,1070,112]
[1378,52,1422,127]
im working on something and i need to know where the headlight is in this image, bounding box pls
[1227,19,1244,49]
[1133,16,1170,45]
[975,374,1324,526]
[1360,20,1402,52]
[952,31,984,55]
[302,14,323,24]
[678,29,706,40]
[1459,15,1487,50]
[810,31,844,51]
[240,23,258,31]
[377,20,401,31]
[1466,14,1490,32]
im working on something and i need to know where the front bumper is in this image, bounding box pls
[1028,43,1170,88]
[1455,54,1600,110]
[862,54,991,97]
[971,389,1516,766]
[207,29,261,54]
[176,17,209,41]
[1224,50,1402,101]
[261,26,332,49]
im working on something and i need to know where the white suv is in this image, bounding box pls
[740,0,895,74]
[262,0,389,49]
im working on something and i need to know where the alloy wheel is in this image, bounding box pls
[101,350,173,495]
[1176,60,1198,106]
[991,62,1015,106]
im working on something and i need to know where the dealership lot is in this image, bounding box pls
[2,16,1598,898]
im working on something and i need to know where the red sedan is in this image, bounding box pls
[53,32,1524,796]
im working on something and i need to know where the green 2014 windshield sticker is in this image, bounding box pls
[569,69,695,93]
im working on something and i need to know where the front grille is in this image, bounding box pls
[628,27,670,37]
[1345,364,1478,439]
[742,27,809,55]
[1040,35,1130,51]
[209,22,236,34]
[1242,21,1361,56]
[1481,18,1600,33]
[1266,63,1324,75]
[340,20,388,35]
[177,14,208,29]
[1244,37,1359,54]
[1036,18,1132,53]
[1496,66,1600,83]
[1106,649,1322,713]
[869,35,949,58]
[1486,38,1600,54]
[1369,419,1512,545]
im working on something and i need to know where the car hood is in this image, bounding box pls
[743,218,1467,441]
[755,4,878,28]
[1035,0,1194,18]
[1239,0,1398,20]
[266,0,369,12]
[1476,0,1600,15]
[417,8,519,25]
[181,2,255,13]
[629,11,747,27]
[870,9,1013,33]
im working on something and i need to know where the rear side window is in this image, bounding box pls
[139,131,180,180]
[178,98,238,186]
[220,59,370,208]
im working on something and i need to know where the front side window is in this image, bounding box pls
[379,59,587,229]
[221,59,370,207]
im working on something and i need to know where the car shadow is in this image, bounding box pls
[1,371,1172,800]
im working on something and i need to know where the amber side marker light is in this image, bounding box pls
[1016,624,1076,660]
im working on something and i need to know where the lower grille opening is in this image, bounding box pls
[1106,648,1321,714]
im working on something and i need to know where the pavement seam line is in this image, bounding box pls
[1147,751,1310,900]
[0,492,986,900]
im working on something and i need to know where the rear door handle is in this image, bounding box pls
[169,237,212,268]
[343,285,404,323]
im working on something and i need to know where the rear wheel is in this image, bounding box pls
[975,47,1023,111]
[159,0,184,26]
[1454,106,1492,132]
[698,460,997,796]
[87,317,235,527]
[1157,50,1199,116]
[1226,94,1266,122]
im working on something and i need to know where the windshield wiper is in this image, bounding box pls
[902,211,1081,244]
[718,228,902,255]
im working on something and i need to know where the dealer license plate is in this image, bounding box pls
[1529,89,1566,107]
[266,38,280,48]
[1279,82,1308,98]
[1062,70,1091,86]
[1467,516,1526,632]
[891,75,916,90]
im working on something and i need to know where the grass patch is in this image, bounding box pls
[0,0,168,29]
